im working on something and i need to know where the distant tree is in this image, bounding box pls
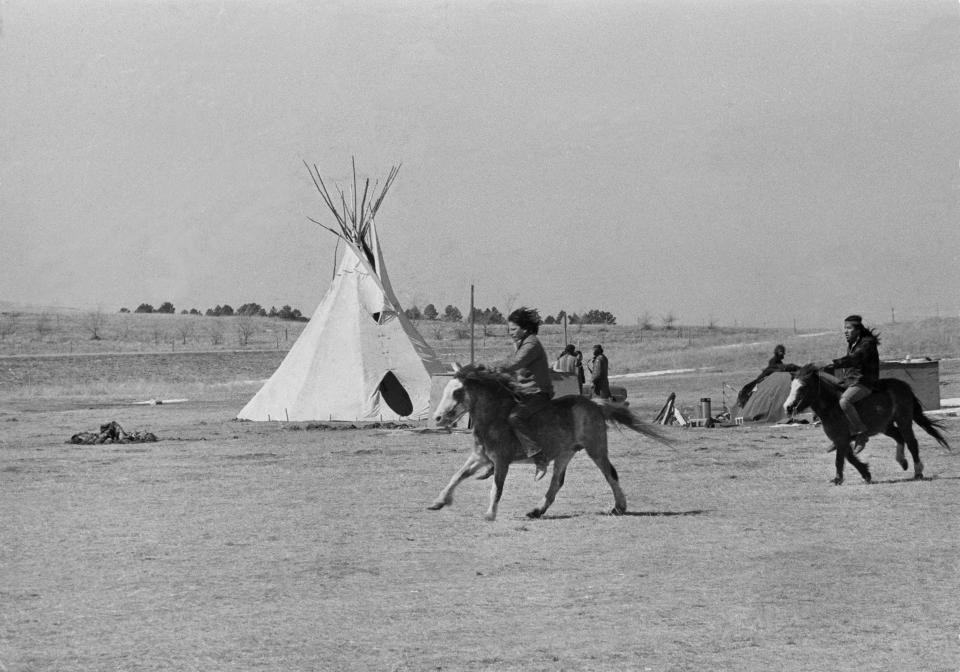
[119,307,130,313]
[543,315,556,325]
[157,302,175,314]
[219,304,234,317]
[277,305,302,321]
[581,309,617,325]
[268,306,279,318]
[81,309,107,340]
[135,303,154,314]
[662,312,677,330]
[0,312,19,341]
[423,303,439,320]
[35,312,53,341]
[188,308,200,316]
[484,307,505,325]
[568,313,581,325]
[237,315,257,346]
[555,310,567,324]
[405,305,422,321]
[205,321,224,345]
[639,312,654,330]
[238,302,265,317]
[175,318,196,345]
[443,305,462,322]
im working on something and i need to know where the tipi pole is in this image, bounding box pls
[469,284,475,364]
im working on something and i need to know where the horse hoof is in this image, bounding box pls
[526,508,544,519]
[897,458,908,471]
[610,505,626,516]
[427,501,445,510]
[832,477,843,485]
[484,512,497,522]
[914,473,924,480]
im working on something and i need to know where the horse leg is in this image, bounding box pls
[899,423,923,479]
[844,444,872,484]
[485,458,509,521]
[882,425,909,471]
[586,450,627,515]
[428,451,488,510]
[833,440,847,485]
[579,423,627,514]
[527,452,575,519]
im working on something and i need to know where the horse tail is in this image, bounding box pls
[599,402,674,447]
[912,396,951,450]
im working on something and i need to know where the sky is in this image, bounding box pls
[1,0,958,329]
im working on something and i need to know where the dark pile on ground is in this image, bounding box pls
[69,421,158,445]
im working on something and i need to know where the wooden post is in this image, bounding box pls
[563,312,568,345]
[469,284,475,364]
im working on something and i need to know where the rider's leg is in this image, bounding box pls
[839,385,872,452]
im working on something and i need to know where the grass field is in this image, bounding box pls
[2,311,959,671]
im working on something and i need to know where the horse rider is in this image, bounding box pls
[495,307,554,481]
[821,314,881,453]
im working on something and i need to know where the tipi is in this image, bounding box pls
[238,161,446,422]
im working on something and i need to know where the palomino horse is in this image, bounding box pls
[429,364,671,520]
[783,364,950,484]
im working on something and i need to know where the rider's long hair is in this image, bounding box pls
[508,307,541,334]
[845,315,881,344]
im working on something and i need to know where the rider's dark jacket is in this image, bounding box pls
[831,334,880,389]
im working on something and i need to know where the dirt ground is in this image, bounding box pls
[3,376,960,671]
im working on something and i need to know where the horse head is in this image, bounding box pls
[434,376,469,427]
[432,364,518,427]
[783,363,822,415]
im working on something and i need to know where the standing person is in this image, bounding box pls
[822,314,881,453]
[763,344,798,376]
[553,344,577,373]
[495,307,554,480]
[574,350,585,394]
[589,344,611,400]
[738,344,799,407]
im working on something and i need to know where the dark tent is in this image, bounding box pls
[730,372,794,424]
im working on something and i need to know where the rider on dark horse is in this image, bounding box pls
[495,307,554,481]
[821,314,881,454]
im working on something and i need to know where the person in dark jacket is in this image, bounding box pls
[763,344,799,376]
[737,344,799,407]
[822,314,881,453]
[589,344,611,399]
[495,307,554,481]
[575,350,586,392]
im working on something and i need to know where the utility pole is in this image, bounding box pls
[469,284,475,364]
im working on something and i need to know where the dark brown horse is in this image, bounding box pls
[783,364,950,484]
[429,364,671,520]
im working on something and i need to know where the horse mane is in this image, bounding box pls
[455,364,522,395]
[797,363,842,400]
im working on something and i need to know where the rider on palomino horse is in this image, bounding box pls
[495,307,554,481]
[821,314,881,454]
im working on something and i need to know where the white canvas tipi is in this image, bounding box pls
[237,162,445,422]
